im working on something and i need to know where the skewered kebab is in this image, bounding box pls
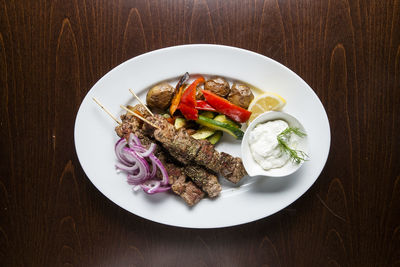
[93,98,205,206]
[140,113,247,183]
[116,107,221,198]
[116,111,205,206]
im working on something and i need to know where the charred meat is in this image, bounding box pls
[116,108,222,203]
[184,165,221,198]
[144,114,247,184]
[115,114,205,206]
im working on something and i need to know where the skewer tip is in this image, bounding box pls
[129,88,154,116]
[92,97,122,125]
[120,105,160,130]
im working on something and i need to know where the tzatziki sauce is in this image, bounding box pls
[248,120,299,170]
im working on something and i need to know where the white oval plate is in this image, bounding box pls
[74,44,330,228]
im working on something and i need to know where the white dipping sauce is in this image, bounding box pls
[248,120,298,170]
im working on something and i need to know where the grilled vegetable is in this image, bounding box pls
[170,72,189,116]
[227,83,254,109]
[204,77,230,97]
[181,77,204,107]
[178,76,205,120]
[207,131,223,145]
[196,115,244,139]
[201,90,252,123]
[146,82,175,110]
[195,100,217,112]
[200,111,215,119]
[179,103,198,120]
[214,114,241,128]
[191,127,216,140]
[174,117,187,129]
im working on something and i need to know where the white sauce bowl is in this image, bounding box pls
[241,111,308,177]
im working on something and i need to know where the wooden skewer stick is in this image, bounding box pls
[120,105,161,130]
[129,88,154,116]
[92,97,121,125]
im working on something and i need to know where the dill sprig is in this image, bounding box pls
[277,127,308,164]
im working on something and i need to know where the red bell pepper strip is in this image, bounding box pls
[201,90,252,123]
[195,100,217,112]
[178,103,198,120]
[178,76,204,120]
[180,76,205,107]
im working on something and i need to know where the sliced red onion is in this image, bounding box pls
[128,133,142,147]
[149,155,169,185]
[137,143,156,158]
[115,162,139,172]
[127,173,148,186]
[121,148,139,163]
[124,150,150,180]
[140,180,171,194]
[149,159,157,179]
[115,133,170,194]
[115,138,131,165]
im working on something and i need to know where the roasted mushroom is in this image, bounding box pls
[227,83,254,109]
[146,82,175,110]
[204,77,230,97]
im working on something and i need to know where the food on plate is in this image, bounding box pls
[115,106,222,205]
[122,106,224,192]
[195,100,216,111]
[102,72,293,206]
[207,130,222,145]
[277,127,308,164]
[204,77,230,97]
[176,76,205,120]
[155,73,251,144]
[141,113,247,184]
[146,82,176,110]
[196,115,244,139]
[169,72,189,116]
[248,120,307,170]
[115,135,170,193]
[227,83,254,109]
[202,90,252,123]
[247,92,286,123]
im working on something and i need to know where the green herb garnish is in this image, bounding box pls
[277,127,308,164]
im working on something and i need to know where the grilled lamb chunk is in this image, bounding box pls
[184,165,221,198]
[174,129,202,162]
[145,114,247,183]
[195,140,219,168]
[147,118,192,164]
[171,174,205,206]
[115,114,136,139]
[219,152,247,184]
[141,122,220,196]
[164,163,205,206]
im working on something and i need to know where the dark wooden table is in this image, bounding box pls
[1,0,399,266]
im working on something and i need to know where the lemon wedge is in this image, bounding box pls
[247,92,286,123]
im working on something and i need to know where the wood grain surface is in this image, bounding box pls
[1,0,399,266]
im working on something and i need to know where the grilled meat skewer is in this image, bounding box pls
[142,114,247,184]
[117,106,222,197]
[116,113,205,206]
